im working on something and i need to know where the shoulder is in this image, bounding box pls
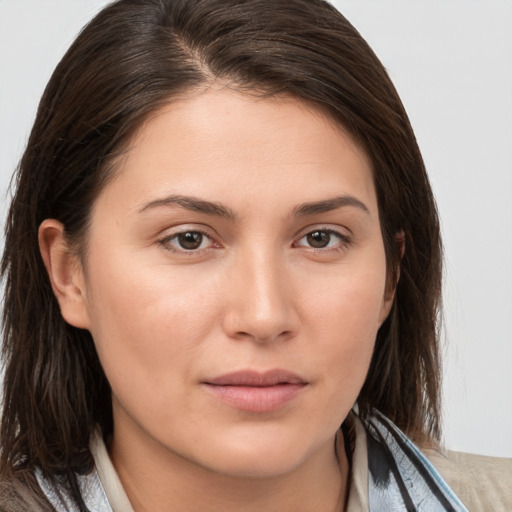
[424,448,512,512]
[0,472,55,512]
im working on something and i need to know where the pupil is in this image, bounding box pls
[307,231,330,248]
[178,232,202,250]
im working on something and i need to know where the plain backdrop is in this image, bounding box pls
[0,0,511,458]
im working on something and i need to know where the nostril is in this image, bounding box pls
[247,330,294,344]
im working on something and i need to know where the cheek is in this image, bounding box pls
[302,263,387,382]
[303,258,388,336]
[83,256,223,399]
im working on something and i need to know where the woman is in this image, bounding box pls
[0,0,510,511]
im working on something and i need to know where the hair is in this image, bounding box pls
[1,0,442,509]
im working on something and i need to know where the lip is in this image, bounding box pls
[202,369,308,413]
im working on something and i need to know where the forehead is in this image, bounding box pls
[95,88,377,218]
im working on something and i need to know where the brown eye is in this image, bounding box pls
[306,231,331,248]
[177,231,204,250]
[295,228,350,252]
[160,229,218,254]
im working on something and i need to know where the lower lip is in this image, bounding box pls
[202,383,306,413]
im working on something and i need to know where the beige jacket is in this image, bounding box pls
[424,448,512,512]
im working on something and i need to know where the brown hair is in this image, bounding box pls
[1,0,442,509]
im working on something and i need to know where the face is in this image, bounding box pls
[57,89,393,478]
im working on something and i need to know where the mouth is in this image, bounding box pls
[201,369,308,413]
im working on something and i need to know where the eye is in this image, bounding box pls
[295,229,350,250]
[160,230,215,252]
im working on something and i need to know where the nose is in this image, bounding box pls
[222,248,298,344]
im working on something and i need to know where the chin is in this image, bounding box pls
[186,427,324,479]
[204,448,306,479]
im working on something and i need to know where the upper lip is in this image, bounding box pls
[204,369,307,387]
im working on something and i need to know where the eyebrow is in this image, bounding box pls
[138,193,369,219]
[293,195,370,217]
[138,194,236,220]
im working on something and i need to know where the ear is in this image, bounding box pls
[38,219,91,329]
[378,290,395,327]
[395,230,405,258]
[378,230,405,326]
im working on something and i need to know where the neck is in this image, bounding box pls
[109,420,349,512]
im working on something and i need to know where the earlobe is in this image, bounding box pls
[38,219,91,329]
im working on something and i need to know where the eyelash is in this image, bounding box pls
[293,228,352,252]
[158,229,218,254]
[158,227,351,255]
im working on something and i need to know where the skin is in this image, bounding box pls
[40,88,395,512]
